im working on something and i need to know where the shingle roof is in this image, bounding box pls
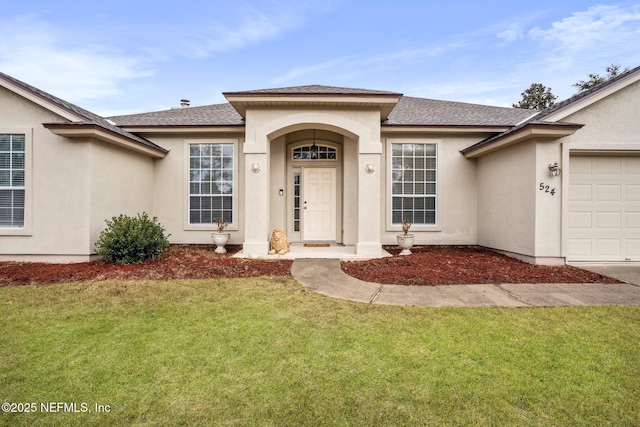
[110,103,244,127]
[535,63,640,121]
[385,96,533,126]
[462,64,640,154]
[223,84,402,96]
[112,90,533,128]
[0,71,166,153]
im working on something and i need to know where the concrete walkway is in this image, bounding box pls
[290,258,640,307]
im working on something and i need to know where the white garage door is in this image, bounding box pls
[568,156,640,262]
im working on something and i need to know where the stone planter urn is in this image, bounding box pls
[397,234,415,255]
[211,218,230,254]
[211,232,231,254]
[397,218,414,255]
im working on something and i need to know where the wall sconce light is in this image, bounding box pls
[548,162,561,177]
[251,163,261,174]
[365,163,375,174]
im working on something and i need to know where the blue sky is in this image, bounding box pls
[1,1,639,116]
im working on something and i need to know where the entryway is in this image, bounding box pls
[303,168,336,241]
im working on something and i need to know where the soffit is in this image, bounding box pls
[223,85,403,119]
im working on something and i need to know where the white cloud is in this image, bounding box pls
[270,39,470,85]
[270,57,350,84]
[181,4,311,58]
[0,15,151,103]
[529,4,640,53]
[497,24,524,42]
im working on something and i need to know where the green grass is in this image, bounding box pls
[1,278,639,426]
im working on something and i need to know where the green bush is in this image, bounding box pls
[95,213,170,264]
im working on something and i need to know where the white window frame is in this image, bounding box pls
[0,129,32,236]
[386,138,441,232]
[183,139,238,231]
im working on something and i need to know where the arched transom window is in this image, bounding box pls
[292,145,337,160]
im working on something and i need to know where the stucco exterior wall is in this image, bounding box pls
[147,133,245,245]
[0,86,93,260]
[477,141,537,257]
[242,107,383,256]
[533,140,563,262]
[379,134,480,246]
[88,141,155,249]
[561,79,640,147]
[269,135,287,233]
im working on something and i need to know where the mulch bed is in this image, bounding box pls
[0,245,292,286]
[341,246,622,286]
[0,245,621,287]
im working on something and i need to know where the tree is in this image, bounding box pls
[513,83,557,110]
[573,63,630,93]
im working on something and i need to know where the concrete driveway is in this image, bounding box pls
[579,265,640,286]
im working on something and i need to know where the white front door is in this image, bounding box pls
[303,168,336,240]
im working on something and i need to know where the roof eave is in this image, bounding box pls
[0,74,87,122]
[541,66,640,122]
[223,93,402,119]
[43,123,168,158]
[461,123,584,159]
[119,124,246,134]
[381,124,513,134]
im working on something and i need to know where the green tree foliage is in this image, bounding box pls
[95,212,170,264]
[513,83,558,110]
[573,63,630,93]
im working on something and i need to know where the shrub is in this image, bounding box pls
[95,213,170,264]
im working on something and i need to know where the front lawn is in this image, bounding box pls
[1,278,639,426]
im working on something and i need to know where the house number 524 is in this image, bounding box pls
[539,182,556,196]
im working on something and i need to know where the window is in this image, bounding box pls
[292,145,337,160]
[0,134,25,227]
[391,143,436,225]
[189,143,234,224]
[293,172,300,232]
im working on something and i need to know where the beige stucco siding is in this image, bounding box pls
[147,133,245,245]
[1,87,160,261]
[477,141,537,257]
[380,134,479,246]
[88,141,155,248]
[561,79,640,147]
[0,86,93,259]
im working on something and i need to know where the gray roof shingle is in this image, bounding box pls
[110,103,244,127]
[223,84,402,96]
[385,96,533,126]
[462,64,640,153]
[111,89,533,128]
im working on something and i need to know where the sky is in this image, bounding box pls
[1,0,639,117]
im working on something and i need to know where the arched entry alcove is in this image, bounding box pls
[242,111,384,257]
[276,129,345,243]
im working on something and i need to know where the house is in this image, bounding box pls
[1,66,639,264]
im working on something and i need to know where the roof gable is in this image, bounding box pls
[536,64,640,122]
[0,71,167,157]
[461,65,640,158]
[223,84,403,119]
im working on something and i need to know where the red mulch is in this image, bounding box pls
[341,246,622,286]
[0,245,621,287]
[0,245,292,286]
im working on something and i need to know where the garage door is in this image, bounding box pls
[568,156,640,262]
